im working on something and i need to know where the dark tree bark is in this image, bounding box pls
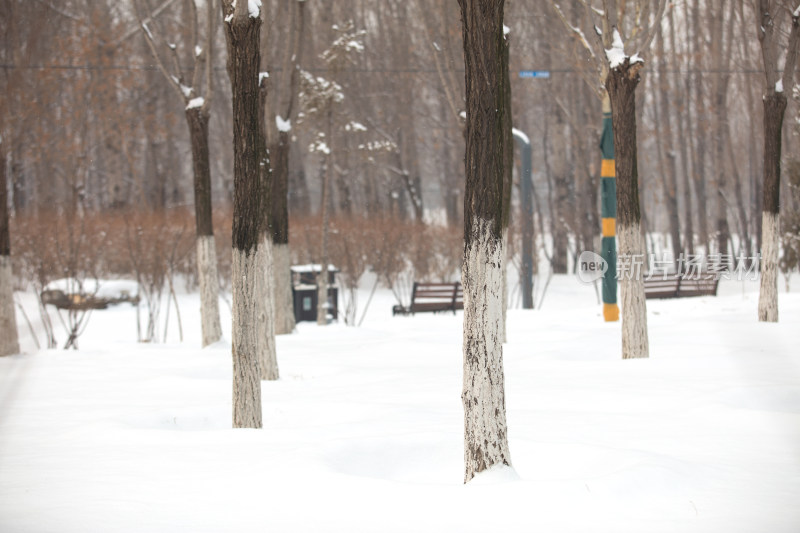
[270,129,291,247]
[223,0,265,429]
[761,94,786,221]
[186,108,214,238]
[457,0,512,483]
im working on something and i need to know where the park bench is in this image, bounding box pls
[393,281,463,315]
[643,273,720,299]
[40,280,140,311]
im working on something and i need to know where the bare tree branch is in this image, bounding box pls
[133,0,187,102]
[116,0,179,46]
[782,4,800,91]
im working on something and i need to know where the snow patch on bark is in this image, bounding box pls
[231,247,262,428]
[0,256,20,356]
[255,237,279,380]
[758,212,779,322]
[462,218,512,483]
[273,243,296,335]
[276,115,292,133]
[618,222,649,359]
[197,236,222,348]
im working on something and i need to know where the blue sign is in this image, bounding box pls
[519,70,551,79]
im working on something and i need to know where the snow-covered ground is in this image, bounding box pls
[1,274,799,532]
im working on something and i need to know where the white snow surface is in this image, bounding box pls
[2,274,800,532]
[776,79,784,93]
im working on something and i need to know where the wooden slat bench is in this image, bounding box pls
[643,273,720,299]
[393,281,463,315]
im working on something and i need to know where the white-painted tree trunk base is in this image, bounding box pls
[196,236,222,348]
[618,223,649,359]
[758,212,779,323]
[462,218,512,483]
[501,227,508,344]
[273,243,296,335]
[231,248,262,428]
[0,256,20,357]
[256,237,279,381]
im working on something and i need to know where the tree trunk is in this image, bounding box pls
[758,93,786,322]
[256,234,279,379]
[606,60,649,360]
[673,11,694,259]
[257,71,278,381]
[269,0,304,336]
[690,2,709,253]
[550,107,569,274]
[317,156,330,326]
[185,108,223,348]
[655,28,682,267]
[457,0,512,483]
[224,2,264,428]
[0,139,20,357]
[270,130,296,335]
[709,0,734,262]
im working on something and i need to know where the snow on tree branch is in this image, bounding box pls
[309,132,331,155]
[298,70,344,122]
[320,20,366,68]
[606,28,627,68]
[344,121,367,132]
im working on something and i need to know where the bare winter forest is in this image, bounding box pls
[1,0,799,297]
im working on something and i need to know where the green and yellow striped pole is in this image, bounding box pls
[599,96,619,322]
